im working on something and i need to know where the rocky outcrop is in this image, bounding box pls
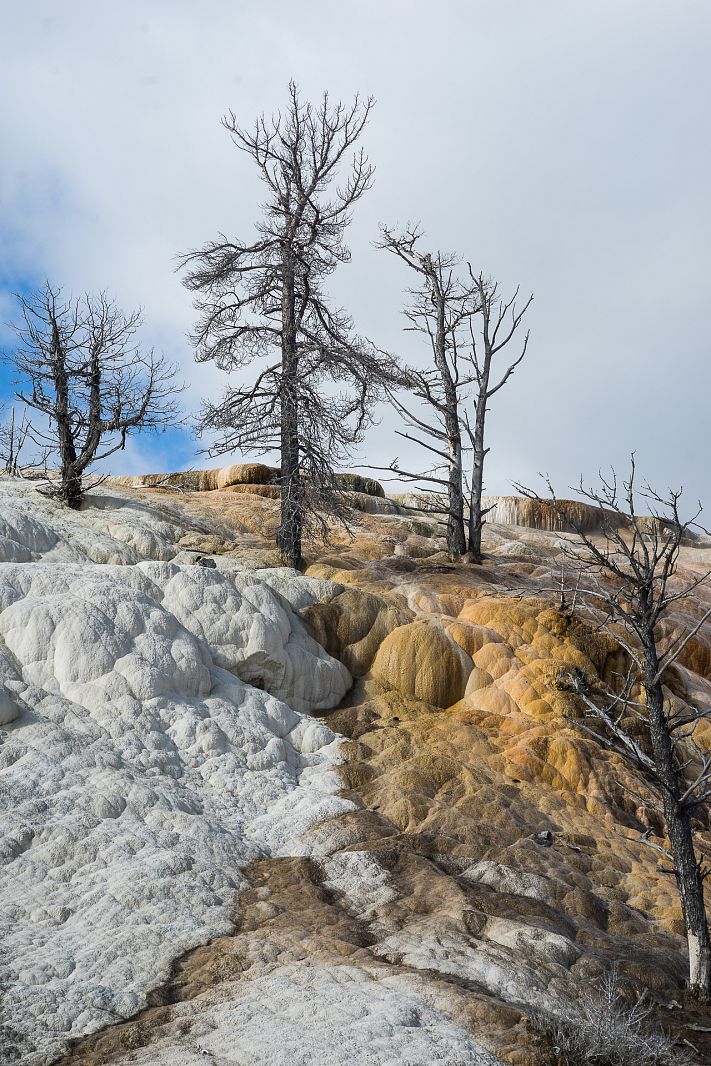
[371,619,472,707]
[108,465,387,497]
[109,462,279,492]
[479,495,622,532]
[301,588,413,677]
[390,490,673,537]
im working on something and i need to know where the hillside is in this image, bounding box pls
[3,470,711,1065]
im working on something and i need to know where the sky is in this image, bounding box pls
[1,1,709,502]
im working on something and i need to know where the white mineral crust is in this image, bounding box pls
[0,480,352,1062]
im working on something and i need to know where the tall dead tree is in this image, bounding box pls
[377,227,532,562]
[377,225,480,559]
[10,284,180,508]
[464,271,532,562]
[181,83,399,569]
[521,462,711,1001]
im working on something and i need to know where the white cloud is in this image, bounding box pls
[1,1,710,499]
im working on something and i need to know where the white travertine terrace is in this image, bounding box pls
[0,479,356,1062]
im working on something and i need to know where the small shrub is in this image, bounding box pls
[530,968,693,1066]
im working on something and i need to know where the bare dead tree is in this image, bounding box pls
[181,82,402,569]
[9,284,180,508]
[518,461,711,1001]
[0,405,37,476]
[463,270,532,562]
[376,224,481,559]
[374,228,532,562]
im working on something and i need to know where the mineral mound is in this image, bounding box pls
[2,471,711,1065]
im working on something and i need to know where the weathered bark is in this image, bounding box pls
[276,246,303,569]
[643,641,711,1001]
[465,273,531,565]
[467,382,488,563]
[6,406,14,474]
[51,316,82,508]
[446,436,466,559]
[277,395,302,568]
[433,290,466,559]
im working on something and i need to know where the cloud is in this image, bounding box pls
[1,1,710,501]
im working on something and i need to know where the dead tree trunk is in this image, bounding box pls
[50,314,82,508]
[376,228,479,560]
[464,271,532,563]
[643,640,711,1000]
[434,285,467,558]
[277,245,303,568]
[467,387,488,560]
[6,406,15,475]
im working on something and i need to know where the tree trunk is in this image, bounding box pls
[7,406,15,475]
[277,246,303,569]
[668,807,711,1001]
[644,647,711,1001]
[62,471,83,510]
[51,318,82,509]
[446,433,466,560]
[467,392,488,563]
[277,385,302,569]
[432,286,465,560]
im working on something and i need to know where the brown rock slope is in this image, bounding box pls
[62,484,711,1064]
